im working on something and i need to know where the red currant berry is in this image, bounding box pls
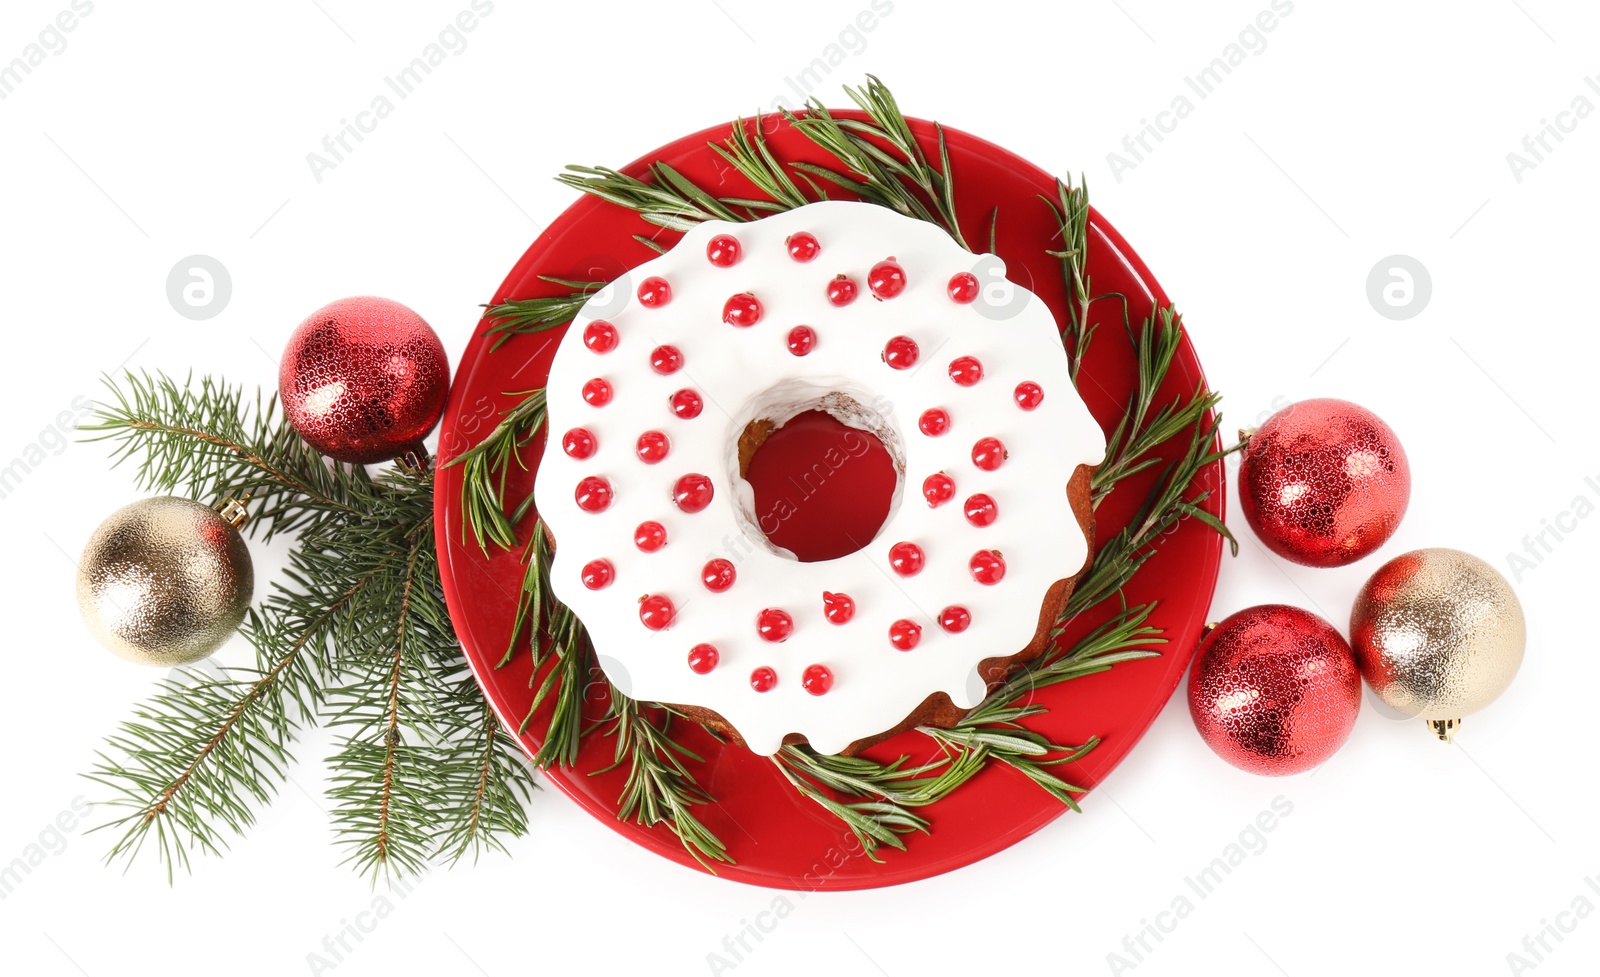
[706,234,741,267]
[750,666,778,692]
[919,408,951,437]
[688,643,720,674]
[635,430,670,464]
[883,336,919,370]
[722,292,763,328]
[637,276,671,307]
[583,320,618,353]
[670,388,704,419]
[581,378,613,407]
[827,275,859,306]
[1014,381,1044,410]
[939,605,972,633]
[972,437,1007,471]
[963,493,998,527]
[868,257,907,299]
[638,594,675,631]
[650,344,684,375]
[756,608,794,642]
[673,473,714,513]
[801,664,834,696]
[948,272,980,304]
[702,559,737,593]
[970,549,1006,585]
[948,356,984,386]
[923,473,956,508]
[786,231,820,262]
[580,559,614,590]
[634,520,667,552]
[574,476,613,513]
[562,427,597,460]
[822,591,855,624]
[889,619,922,651]
[787,325,817,356]
[888,541,925,576]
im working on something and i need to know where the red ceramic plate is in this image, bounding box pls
[433,113,1225,890]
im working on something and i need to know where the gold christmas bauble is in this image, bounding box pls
[76,496,254,666]
[1350,547,1524,739]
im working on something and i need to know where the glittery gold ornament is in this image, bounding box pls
[1349,548,1524,741]
[77,496,254,666]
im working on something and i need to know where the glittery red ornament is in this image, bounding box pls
[1188,605,1361,776]
[279,297,449,464]
[1238,398,1409,567]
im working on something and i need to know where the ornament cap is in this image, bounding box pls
[216,492,252,529]
[1427,718,1460,743]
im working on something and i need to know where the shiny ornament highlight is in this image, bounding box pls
[1238,398,1409,567]
[279,296,449,464]
[1350,548,1524,740]
[1188,605,1361,775]
[77,497,254,666]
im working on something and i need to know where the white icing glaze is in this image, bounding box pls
[533,201,1105,755]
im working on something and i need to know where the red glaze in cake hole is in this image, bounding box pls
[635,430,670,464]
[827,275,859,306]
[670,388,704,419]
[889,619,922,651]
[948,272,980,304]
[756,608,794,642]
[701,559,737,593]
[749,666,778,692]
[919,408,951,436]
[638,594,675,630]
[939,605,972,633]
[972,437,1007,471]
[562,427,597,460]
[706,234,741,267]
[923,473,956,508]
[1014,381,1045,410]
[637,276,671,307]
[722,292,763,328]
[787,325,817,356]
[888,541,925,576]
[672,474,714,513]
[822,591,855,624]
[688,643,720,674]
[801,664,834,696]
[633,520,667,552]
[948,356,984,386]
[580,559,614,590]
[963,493,998,527]
[574,476,613,513]
[786,232,820,262]
[583,320,618,353]
[581,378,613,407]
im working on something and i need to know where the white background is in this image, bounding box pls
[0,1,1594,975]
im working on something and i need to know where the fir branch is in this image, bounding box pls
[81,371,372,539]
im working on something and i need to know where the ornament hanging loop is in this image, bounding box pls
[217,492,252,529]
[1428,718,1460,743]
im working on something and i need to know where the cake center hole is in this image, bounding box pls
[738,403,901,563]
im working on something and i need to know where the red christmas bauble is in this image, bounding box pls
[1238,398,1409,567]
[278,297,449,464]
[1188,604,1361,776]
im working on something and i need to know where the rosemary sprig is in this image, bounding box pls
[1044,177,1098,380]
[784,75,968,248]
[446,388,545,552]
[482,277,606,352]
[598,695,732,868]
